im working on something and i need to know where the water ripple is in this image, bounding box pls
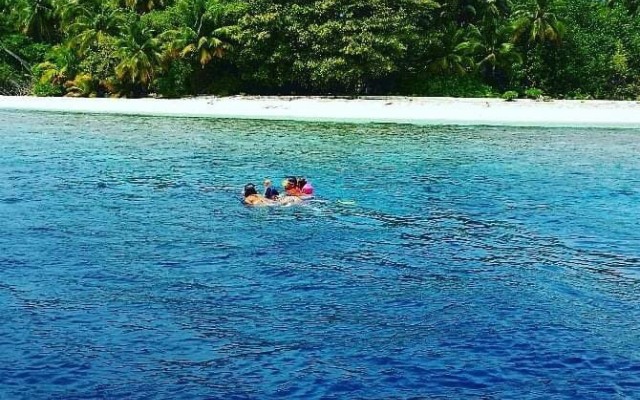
[1,111,639,399]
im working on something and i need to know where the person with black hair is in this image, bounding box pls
[243,183,273,206]
[297,177,307,190]
[282,176,304,196]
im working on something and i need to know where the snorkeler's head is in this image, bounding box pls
[283,176,297,189]
[243,183,257,197]
[297,177,307,189]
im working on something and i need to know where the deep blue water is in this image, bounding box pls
[1,110,640,399]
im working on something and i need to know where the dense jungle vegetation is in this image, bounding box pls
[1,0,640,98]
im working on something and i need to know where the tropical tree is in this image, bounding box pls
[509,0,565,90]
[121,0,167,14]
[478,35,521,72]
[606,0,640,15]
[160,0,231,67]
[165,29,228,66]
[511,0,565,45]
[37,44,79,82]
[437,0,479,26]
[114,22,162,89]
[428,23,481,75]
[477,29,521,85]
[232,0,437,93]
[63,2,126,55]
[0,0,9,16]
[476,0,521,83]
[14,0,58,42]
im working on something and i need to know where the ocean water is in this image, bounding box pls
[1,110,639,399]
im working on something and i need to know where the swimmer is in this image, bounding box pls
[283,177,304,196]
[243,183,274,206]
[263,179,279,200]
[297,177,314,195]
[297,177,306,190]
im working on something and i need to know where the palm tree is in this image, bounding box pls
[477,30,522,84]
[65,3,125,55]
[428,23,481,75]
[122,0,165,14]
[160,0,230,67]
[54,0,88,27]
[477,1,522,79]
[437,0,479,26]
[40,44,80,81]
[511,0,565,45]
[162,27,228,67]
[15,0,58,42]
[115,22,162,87]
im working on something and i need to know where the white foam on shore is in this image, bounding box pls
[2,95,640,127]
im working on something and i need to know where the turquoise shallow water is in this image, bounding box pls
[1,110,640,399]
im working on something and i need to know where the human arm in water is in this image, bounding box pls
[244,194,276,206]
[278,195,302,205]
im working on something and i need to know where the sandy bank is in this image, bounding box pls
[2,95,640,127]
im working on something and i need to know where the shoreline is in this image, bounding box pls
[2,95,640,127]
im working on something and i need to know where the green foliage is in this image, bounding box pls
[1,33,49,67]
[0,33,37,93]
[502,90,519,101]
[0,62,25,94]
[231,0,438,94]
[612,40,629,76]
[65,3,126,56]
[512,0,565,45]
[114,21,162,90]
[153,59,192,97]
[120,0,168,14]
[0,62,16,83]
[524,87,544,99]
[78,40,119,89]
[204,70,241,95]
[427,24,481,76]
[14,0,59,42]
[527,0,640,98]
[32,81,62,96]
[398,74,497,97]
[0,0,639,98]
[64,73,97,97]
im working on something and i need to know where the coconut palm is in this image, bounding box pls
[162,27,228,66]
[15,0,58,42]
[43,44,80,80]
[115,22,162,87]
[65,4,125,55]
[54,0,88,27]
[474,0,513,64]
[477,24,522,77]
[160,0,231,67]
[511,0,565,45]
[428,23,481,75]
[122,0,165,14]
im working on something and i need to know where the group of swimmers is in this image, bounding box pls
[243,176,314,206]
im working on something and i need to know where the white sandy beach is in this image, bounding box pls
[2,95,640,127]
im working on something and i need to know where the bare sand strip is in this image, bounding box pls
[2,95,640,127]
